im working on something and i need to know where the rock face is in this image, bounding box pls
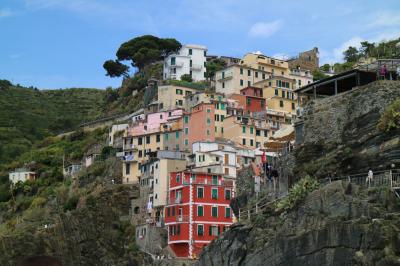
[197,181,400,266]
[294,80,400,178]
[0,184,150,266]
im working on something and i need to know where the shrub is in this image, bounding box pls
[180,74,193,82]
[277,176,319,212]
[378,99,400,132]
[64,195,79,211]
[30,197,47,208]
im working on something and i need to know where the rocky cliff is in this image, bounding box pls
[197,81,400,266]
[198,181,400,266]
[294,80,400,178]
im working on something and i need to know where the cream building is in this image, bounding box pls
[157,85,201,111]
[215,64,271,96]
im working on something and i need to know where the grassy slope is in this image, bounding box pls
[0,83,106,164]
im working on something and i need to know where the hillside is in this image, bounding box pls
[0,80,107,164]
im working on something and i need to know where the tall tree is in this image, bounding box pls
[359,41,375,58]
[103,60,129,78]
[343,46,360,63]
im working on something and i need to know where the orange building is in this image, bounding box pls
[184,103,215,148]
[229,86,266,115]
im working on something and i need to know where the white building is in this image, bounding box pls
[9,168,36,184]
[289,68,313,90]
[108,124,129,147]
[190,141,237,179]
[163,44,207,81]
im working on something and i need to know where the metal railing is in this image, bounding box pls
[237,169,400,223]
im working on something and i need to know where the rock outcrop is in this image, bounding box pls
[197,181,400,266]
[294,80,400,178]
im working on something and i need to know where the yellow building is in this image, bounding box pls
[254,76,297,118]
[157,85,201,111]
[222,115,270,149]
[215,64,271,95]
[241,53,290,77]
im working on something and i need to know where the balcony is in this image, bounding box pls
[123,143,136,150]
[169,62,184,68]
[190,64,203,70]
[217,72,233,81]
[167,197,183,205]
[122,154,135,162]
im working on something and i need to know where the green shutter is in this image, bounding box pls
[242,126,246,133]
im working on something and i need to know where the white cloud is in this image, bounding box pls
[367,11,400,28]
[272,53,290,60]
[0,8,14,18]
[248,20,283,38]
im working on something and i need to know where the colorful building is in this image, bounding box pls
[185,103,216,149]
[165,171,234,258]
[163,44,208,81]
[229,86,266,115]
[157,85,201,111]
[215,64,271,96]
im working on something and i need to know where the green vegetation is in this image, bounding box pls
[277,176,319,212]
[312,69,329,81]
[378,98,400,132]
[166,79,209,90]
[180,74,193,82]
[0,81,107,164]
[205,58,227,81]
[103,35,181,76]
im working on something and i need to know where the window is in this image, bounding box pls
[207,129,210,136]
[240,79,243,86]
[256,129,260,136]
[190,59,192,67]
[176,132,179,139]
[240,68,243,75]
[165,133,169,140]
[176,174,180,183]
[197,205,204,216]
[282,91,285,98]
[175,144,179,150]
[225,207,231,218]
[280,100,284,108]
[139,150,143,157]
[189,48,192,55]
[261,100,265,107]
[171,57,176,65]
[264,130,268,137]
[247,98,251,105]
[275,89,278,96]
[146,136,150,144]
[185,139,189,146]
[222,82,225,88]
[176,89,183,95]
[215,126,217,133]
[262,73,266,79]
[256,142,261,148]
[247,81,251,87]
[185,90,192,96]
[221,127,224,133]
[212,175,218,185]
[156,134,160,143]
[255,71,258,78]
[242,126,246,133]
[197,224,204,236]
[167,207,170,216]
[292,102,295,110]
[212,206,218,217]
[184,116,189,124]
[177,224,180,235]
[225,189,231,200]
[207,118,211,124]
[247,69,251,76]
[250,127,254,134]
[209,225,220,236]
[138,137,143,145]
[126,163,130,175]
[172,206,175,216]
[197,187,204,198]
[204,50,207,56]
[212,188,218,199]
[184,128,189,134]
[207,108,211,113]
[250,139,254,146]
[242,138,246,145]
[221,115,225,121]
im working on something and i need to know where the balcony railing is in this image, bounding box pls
[167,197,183,205]
[190,64,203,70]
[181,179,234,186]
[169,62,184,67]
[216,72,233,81]
[123,143,136,150]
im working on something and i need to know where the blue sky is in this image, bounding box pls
[1,0,400,89]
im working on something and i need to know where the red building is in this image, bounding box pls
[229,86,266,115]
[164,171,234,258]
